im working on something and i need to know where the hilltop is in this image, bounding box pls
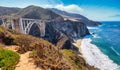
[17,5,63,20]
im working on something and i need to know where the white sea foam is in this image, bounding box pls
[87,27,99,29]
[80,35,120,70]
[91,33,101,38]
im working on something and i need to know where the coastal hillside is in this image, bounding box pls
[0,5,90,52]
[0,6,101,26]
[17,5,63,20]
[50,8,101,26]
[0,5,98,70]
[0,27,98,70]
[0,6,21,16]
[16,6,90,50]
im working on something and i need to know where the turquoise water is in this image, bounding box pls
[89,21,120,66]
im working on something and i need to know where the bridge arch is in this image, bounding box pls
[25,20,45,37]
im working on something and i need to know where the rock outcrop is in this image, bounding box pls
[44,19,89,50]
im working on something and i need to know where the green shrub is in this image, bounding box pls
[0,49,20,70]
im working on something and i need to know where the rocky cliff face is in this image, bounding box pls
[46,20,89,40]
[44,19,89,50]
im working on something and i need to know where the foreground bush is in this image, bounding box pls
[0,49,20,70]
[30,44,70,70]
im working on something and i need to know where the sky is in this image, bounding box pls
[0,0,120,21]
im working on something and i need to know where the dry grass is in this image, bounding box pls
[0,27,71,70]
[61,50,99,70]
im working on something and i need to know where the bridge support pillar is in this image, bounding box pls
[20,18,25,34]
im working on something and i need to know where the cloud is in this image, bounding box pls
[40,4,54,8]
[39,4,84,14]
[55,4,84,14]
[110,14,120,17]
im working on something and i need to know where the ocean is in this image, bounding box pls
[81,21,120,70]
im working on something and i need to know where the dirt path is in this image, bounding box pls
[15,51,41,70]
[4,45,19,52]
[3,46,41,70]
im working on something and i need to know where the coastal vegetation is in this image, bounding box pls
[0,5,99,70]
[0,49,20,70]
[0,27,98,70]
[61,50,98,70]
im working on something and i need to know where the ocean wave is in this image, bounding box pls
[111,47,120,56]
[93,34,100,38]
[80,36,120,70]
[87,27,99,29]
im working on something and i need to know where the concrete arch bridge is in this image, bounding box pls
[0,17,48,37]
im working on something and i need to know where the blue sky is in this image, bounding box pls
[0,0,120,21]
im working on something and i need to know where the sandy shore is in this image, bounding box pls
[72,39,84,58]
[73,39,81,47]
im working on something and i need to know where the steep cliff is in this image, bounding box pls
[45,19,89,50]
